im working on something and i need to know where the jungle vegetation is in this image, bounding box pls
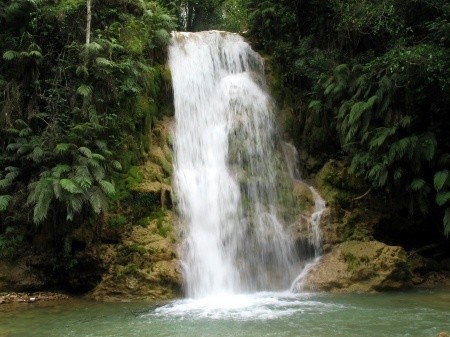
[0,0,448,272]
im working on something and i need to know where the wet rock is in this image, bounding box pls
[0,292,69,304]
[90,210,182,302]
[301,241,411,292]
[0,259,47,292]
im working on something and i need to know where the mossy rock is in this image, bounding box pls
[301,240,412,292]
[90,210,181,301]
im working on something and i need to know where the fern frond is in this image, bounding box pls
[88,188,103,214]
[52,164,71,178]
[96,57,115,67]
[19,127,32,137]
[436,191,450,206]
[0,195,12,212]
[30,146,44,163]
[419,133,436,161]
[78,146,93,158]
[411,179,427,191]
[3,50,19,61]
[74,176,92,189]
[369,127,397,149]
[112,160,122,171]
[444,208,450,237]
[91,153,105,161]
[32,179,54,224]
[99,180,115,196]
[55,143,70,154]
[60,179,83,194]
[0,179,12,189]
[434,170,449,191]
[76,85,93,98]
[91,166,106,181]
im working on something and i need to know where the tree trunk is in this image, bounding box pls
[86,0,92,45]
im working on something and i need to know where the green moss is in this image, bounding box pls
[119,19,148,55]
[123,263,139,275]
[108,215,127,228]
[127,244,146,255]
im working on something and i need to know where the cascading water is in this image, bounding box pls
[169,31,300,298]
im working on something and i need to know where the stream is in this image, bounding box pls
[1,290,449,337]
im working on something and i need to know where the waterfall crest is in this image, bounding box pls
[169,31,302,298]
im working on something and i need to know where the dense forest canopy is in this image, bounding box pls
[0,0,449,268]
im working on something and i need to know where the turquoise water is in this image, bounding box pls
[1,290,449,337]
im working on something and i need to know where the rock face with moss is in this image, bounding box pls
[91,210,181,301]
[294,159,413,292]
[90,117,182,301]
[302,240,411,292]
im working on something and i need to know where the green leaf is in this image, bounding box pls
[76,84,93,97]
[55,143,70,154]
[91,153,105,161]
[60,179,82,194]
[29,50,42,59]
[436,191,450,206]
[3,50,19,61]
[76,65,89,77]
[444,208,450,237]
[89,189,103,214]
[52,164,71,178]
[78,147,93,158]
[19,127,32,137]
[31,146,44,162]
[112,160,122,171]
[411,179,427,191]
[99,180,115,196]
[86,42,103,53]
[434,170,449,191]
[308,100,322,111]
[0,179,12,189]
[75,176,93,189]
[0,195,12,212]
[96,57,114,67]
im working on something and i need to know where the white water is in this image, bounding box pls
[169,31,301,298]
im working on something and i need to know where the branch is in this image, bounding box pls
[352,188,372,201]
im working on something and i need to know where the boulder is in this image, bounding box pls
[301,240,411,292]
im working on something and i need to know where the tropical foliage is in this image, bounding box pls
[0,0,175,257]
[246,0,450,236]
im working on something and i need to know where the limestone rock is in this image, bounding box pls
[90,210,182,302]
[0,258,46,292]
[301,240,411,292]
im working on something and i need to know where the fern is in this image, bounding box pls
[75,176,93,189]
[0,195,12,212]
[436,191,450,206]
[78,146,93,158]
[3,50,19,61]
[76,85,93,97]
[96,57,115,67]
[88,188,107,214]
[411,179,427,191]
[434,170,449,191]
[0,179,12,189]
[30,178,54,224]
[52,165,71,178]
[112,160,122,171]
[99,180,115,196]
[30,146,44,162]
[60,179,83,194]
[55,143,70,154]
[444,208,450,236]
[369,126,396,149]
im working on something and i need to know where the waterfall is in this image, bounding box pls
[169,31,301,298]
